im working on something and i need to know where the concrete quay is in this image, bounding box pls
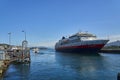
[0,60,10,77]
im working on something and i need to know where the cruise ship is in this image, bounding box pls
[55,32,109,54]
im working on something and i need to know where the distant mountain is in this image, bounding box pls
[106,40,120,46]
[30,46,48,50]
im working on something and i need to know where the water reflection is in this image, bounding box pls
[15,64,30,78]
[55,52,110,79]
[2,49,119,80]
[4,63,30,80]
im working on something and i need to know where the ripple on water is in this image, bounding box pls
[2,49,120,80]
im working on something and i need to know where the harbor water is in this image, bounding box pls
[2,49,120,80]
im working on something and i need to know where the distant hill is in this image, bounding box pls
[106,40,120,46]
[102,40,120,50]
[30,46,48,50]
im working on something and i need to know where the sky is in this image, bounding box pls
[0,0,120,47]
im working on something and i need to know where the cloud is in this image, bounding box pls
[29,40,57,47]
[29,34,120,47]
[100,34,120,42]
[108,34,120,42]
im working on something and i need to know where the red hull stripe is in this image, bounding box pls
[57,44,105,49]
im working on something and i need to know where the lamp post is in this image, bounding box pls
[8,32,11,45]
[22,30,26,40]
[21,30,28,62]
[22,30,28,49]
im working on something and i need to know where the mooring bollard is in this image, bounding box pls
[117,73,120,80]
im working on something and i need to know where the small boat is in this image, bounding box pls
[32,48,39,53]
[55,32,109,54]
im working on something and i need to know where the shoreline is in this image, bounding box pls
[100,49,120,53]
